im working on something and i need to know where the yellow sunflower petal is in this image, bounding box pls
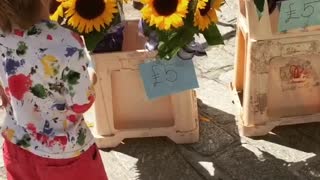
[63,0,118,34]
[213,0,224,10]
[194,0,220,31]
[208,10,218,22]
[141,0,151,4]
[168,14,182,28]
[50,5,64,21]
[141,0,189,30]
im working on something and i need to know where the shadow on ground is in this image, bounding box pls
[102,99,320,180]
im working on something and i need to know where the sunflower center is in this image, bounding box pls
[200,0,212,16]
[153,0,178,16]
[75,0,106,19]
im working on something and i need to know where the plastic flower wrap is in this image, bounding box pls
[50,0,129,51]
[139,0,224,59]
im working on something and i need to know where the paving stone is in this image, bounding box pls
[189,121,235,156]
[294,123,320,144]
[214,144,301,180]
[223,38,236,56]
[297,157,320,180]
[219,0,238,23]
[218,69,234,85]
[242,125,320,163]
[196,77,236,115]
[216,122,241,138]
[100,149,139,180]
[202,68,231,82]
[198,99,236,125]
[271,126,320,154]
[217,24,236,40]
[178,146,232,180]
[195,47,234,75]
[104,138,203,180]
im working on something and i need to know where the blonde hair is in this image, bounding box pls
[0,0,42,32]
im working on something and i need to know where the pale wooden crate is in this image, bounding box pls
[232,21,320,137]
[238,0,320,40]
[84,20,199,148]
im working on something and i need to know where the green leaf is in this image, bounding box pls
[254,0,265,19]
[84,31,106,51]
[202,24,224,46]
[157,27,196,59]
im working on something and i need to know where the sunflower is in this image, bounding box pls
[62,0,118,34]
[50,0,64,21]
[194,0,223,31]
[141,0,189,31]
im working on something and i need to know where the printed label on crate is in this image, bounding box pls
[278,0,320,32]
[139,57,199,100]
[279,59,320,91]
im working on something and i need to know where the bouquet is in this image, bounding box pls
[50,0,127,51]
[50,0,225,59]
[139,0,224,59]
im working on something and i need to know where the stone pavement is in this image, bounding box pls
[1,1,320,180]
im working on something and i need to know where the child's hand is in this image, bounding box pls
[0,86,9,108]
[88,68,97,86]
[91,73,97,86]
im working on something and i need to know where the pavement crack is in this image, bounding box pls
[217,21,236,29]
[222,30,236,41]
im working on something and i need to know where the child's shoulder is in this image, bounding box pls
[38,20,85,49]
[0,20,84,49]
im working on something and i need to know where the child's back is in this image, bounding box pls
[0,1,108,179]
[0,20,95,158]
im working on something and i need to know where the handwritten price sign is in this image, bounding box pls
[139,57,199,100]
[278,0,320,32]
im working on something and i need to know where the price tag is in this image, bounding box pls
[139,57,199,100]
[278,0,320,32]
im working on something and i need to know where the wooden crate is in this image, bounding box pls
[84,20,199,148]
[238,0,320,40]
[233,8,320,136]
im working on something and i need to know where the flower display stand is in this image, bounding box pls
[84,20,199,148]
[232,0,320,136]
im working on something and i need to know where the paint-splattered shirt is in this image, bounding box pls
[0,20,95,159]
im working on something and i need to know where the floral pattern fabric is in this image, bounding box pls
[0,20,95,159]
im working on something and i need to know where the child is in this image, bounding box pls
[0,0,107,179]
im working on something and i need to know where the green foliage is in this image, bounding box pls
[152,0,224,59]
[254,0,265,19]
[53,0,225,59]
[203,24,224,46]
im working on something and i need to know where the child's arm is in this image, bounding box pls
[0,85,8,108]
[88,67,97,86]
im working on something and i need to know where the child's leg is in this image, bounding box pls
[35,144,108,180]
[2,140,39,180]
